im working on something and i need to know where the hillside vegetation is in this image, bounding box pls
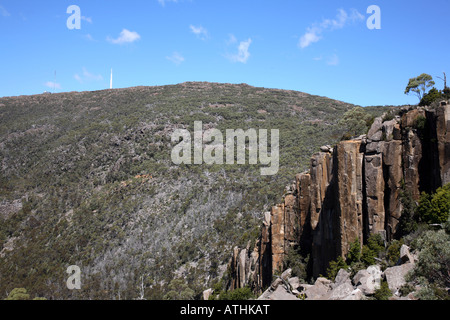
[0,82,388,299]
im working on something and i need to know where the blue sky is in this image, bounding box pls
[0,0,449,106]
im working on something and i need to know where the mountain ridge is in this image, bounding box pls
[0,81,392,299]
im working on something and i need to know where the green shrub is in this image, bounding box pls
[419,88,442,106]
[386,239,404,266]
[361,245,376,266]
[346,238,361,265]
[218,287,254,300]
[340,132,353,141]
[338,106,373,138]
[283,245,308,282]
[414,283,450,300]
[443,87,450,99]
[367,233,385,253]
[326,256,348,280]
[163,279,195,300]
[399,283,415,297]
[398,187,419,237]
[361,234,384,267]
[373,280,392,300]
[417,183,450,224]
[414,115,427,131]
[382,111,395,122]
[408,229,450,290]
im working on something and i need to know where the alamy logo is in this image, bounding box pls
[66,265,81,290]
[171,121,279,176]
[367,5,381,30]
[66,5,81,30]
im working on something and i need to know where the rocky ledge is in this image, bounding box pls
[257,244,417,300]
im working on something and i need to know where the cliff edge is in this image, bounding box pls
[228,102,450,293]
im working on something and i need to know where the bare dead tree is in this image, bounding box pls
[138,275,146,300]
[437,72,447,89]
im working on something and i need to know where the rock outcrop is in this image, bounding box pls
[227,104,450,292]
[253,245,417,300]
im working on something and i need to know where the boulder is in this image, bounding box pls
[365,141,384,154]
[384,263,415,295]
[269,285,300,300]
[393,123,402,140]
[343,288,364,300]
[367,265,382,288]
[353,265,382,295]
[320,145,333,153]
[297,283,313,293]
[288,277,301,291]
[324,281,354,300]
[304,277,332,300]
[367,117,383,140]
[270,286,300,300]
[353,269,369,286]
[324,269,354,300]
[280,269,292,281]
[257,277,299,300]
[399,244,414,264]
[333,269,351,287]
[369,130,383,142]
[383,119,397,141]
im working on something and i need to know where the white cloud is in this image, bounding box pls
[299,27,321,49]
[327,54,339,66]
[81,16,92,24]
[45,81,61,90]
[166,52,185,65]
[158,0,178,6]
[349,8,365,22]
[227,38,252,64]
[74,67,103,83]
[74,74,82,83]
[84,34,95,41]
[299,8,364,49]
[190,25,208,40]
[0,5,10,17]
[321,9,348,30]
[108,29,141,45]
[226,34,237,45]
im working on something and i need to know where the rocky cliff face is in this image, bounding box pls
[229,103,450,291]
